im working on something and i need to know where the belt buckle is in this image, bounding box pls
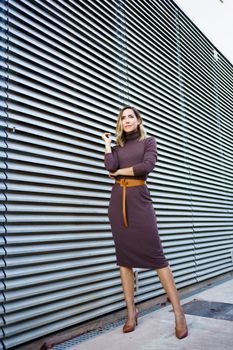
[120,178,128,186]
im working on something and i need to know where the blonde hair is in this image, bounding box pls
[115,106,147,147]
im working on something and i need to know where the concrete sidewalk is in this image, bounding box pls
[53,277,233,350]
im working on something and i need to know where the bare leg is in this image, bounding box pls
[119,266,138,323]
[156,266,188,337]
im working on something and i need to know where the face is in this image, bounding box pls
[121,108,139,133]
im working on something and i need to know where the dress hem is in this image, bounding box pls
[116,262,169,269]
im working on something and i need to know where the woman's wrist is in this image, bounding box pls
[105,143,112,153]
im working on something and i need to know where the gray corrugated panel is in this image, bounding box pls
[3,264,118,302]
[3,261,117,289]
[0,0,233,348]
[4,283,124,323]
[3,299,126,349]
[0,2,8,350]
[3,296,125,337]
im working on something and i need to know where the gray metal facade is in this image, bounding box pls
[0,0,233,348]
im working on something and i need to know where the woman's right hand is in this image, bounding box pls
[101,132,112,144]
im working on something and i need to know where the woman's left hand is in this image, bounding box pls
[108,167,133,178]
[109,170,120,178]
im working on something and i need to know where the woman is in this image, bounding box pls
[101,106,188,339]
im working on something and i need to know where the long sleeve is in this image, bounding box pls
[104,146,119,172]
[133,137,157,176]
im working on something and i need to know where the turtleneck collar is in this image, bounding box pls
[125,128,140,141]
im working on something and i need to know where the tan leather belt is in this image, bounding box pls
[115,178,146,228]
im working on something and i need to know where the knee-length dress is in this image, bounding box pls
[104,129,168,269]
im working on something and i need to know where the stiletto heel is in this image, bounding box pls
[135,309,138,326]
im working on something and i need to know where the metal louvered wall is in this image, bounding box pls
[0,0,232,348]
[1,1,9,348]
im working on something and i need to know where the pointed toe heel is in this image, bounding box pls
[123,309,139,333]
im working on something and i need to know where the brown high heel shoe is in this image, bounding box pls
[175,313,188,339]
[123,309,139,333]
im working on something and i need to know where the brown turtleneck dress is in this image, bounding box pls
[104,130,168,269]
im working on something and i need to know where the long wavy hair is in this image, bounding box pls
[115,106,147,147]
